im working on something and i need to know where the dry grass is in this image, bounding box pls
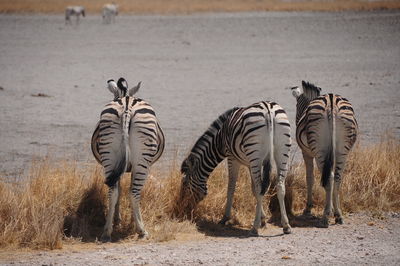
[0,135,399,250]
[0,0,399,14]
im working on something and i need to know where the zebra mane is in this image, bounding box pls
[301,80,321,101]
[181,107,239,175]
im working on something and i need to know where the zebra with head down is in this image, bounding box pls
[180,101,292,235]
[291,81,358,227]
[91,78,165,242]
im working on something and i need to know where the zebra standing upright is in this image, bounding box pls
[102,3,118,24]
[65,6,85,25]
[91,78,165,242]
[291,81,358,227]
[180,101,292,235]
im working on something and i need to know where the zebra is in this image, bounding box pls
[180,101,292,235]
[291,81,358,227]
[91,77,165,242]
[65,6,85,25]
[102,3,118,24]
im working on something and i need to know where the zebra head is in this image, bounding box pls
[180,155,207,205]
[107,78,141,99]
[291,81,322,124]
[291,86,302,99]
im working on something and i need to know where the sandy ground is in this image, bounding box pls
[0,11,399,178]
[0,212,399,265]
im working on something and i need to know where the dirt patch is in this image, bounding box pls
[1,213,399,265]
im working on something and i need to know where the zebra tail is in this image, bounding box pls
[261,110,273,195]
[321,148,333,188]
[321,98,335,188]
[104,111,130,187]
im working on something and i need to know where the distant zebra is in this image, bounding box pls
[180,101,292,235]
[65,6,85,25]
[91,78,165,242]
[102,3,118,24]
[291,81,358,227]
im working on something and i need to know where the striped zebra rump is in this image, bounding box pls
[293,82,358,186]
[91,96,164,187]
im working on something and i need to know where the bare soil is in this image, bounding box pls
[0,11,399,178]
[1,213,399,265]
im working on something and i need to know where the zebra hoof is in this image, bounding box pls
[218,216,230,225]
[319,218,329,228]
[248,228,259,237]
[138,231,149,239]
[261,218,267,228]
[335,217,344,225]
[100,234,112,243]
[283,226,292,234]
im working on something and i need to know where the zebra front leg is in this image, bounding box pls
[101,181,120,242]
[303,153,314,216]
[219,157,240,225]
[130,171,148,238]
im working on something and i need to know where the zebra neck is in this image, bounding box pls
[296,95,311,124]
[191,131,226,180]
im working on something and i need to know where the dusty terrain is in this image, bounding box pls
[0,11,399,178]
[0,213,399,265]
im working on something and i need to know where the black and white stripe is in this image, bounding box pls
[291,80,358,227]
[91,78,164,242]
[181,101,292,235]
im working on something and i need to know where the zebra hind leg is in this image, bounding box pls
[321,172,334,228]
[333,167,345,224]
[130,171,149,239]
[113,182,122,225]
[274,155,292,234]
[101,181,120,242]
[302,154,315,216]
[249,177,267,227]
[248,158,267,236]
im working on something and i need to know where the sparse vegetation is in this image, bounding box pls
[0,0,399,14]
[0,134,399,249]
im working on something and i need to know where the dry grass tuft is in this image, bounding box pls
[0,135,399,249]
[0,0,399,14]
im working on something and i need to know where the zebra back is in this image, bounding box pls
[91,96,164,186]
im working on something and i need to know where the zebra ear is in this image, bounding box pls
[181,158,189,174]
[117,77,128,96]
[107,79,120,99]
[128,81,141,96]
[291,86,302,98]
